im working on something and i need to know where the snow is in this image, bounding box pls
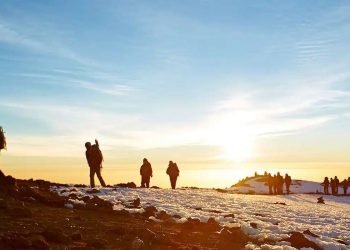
[51,186,350,249]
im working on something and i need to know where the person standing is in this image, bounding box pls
[285,174,292,194]
[166,161,180,189]
[85,139,106,188]
[276,172,284,194]
[267,174,273,195]
[341,178,349,195]
[140,158,152,188]
[273,174,278,195]
[330,178,335,195]
[323,177,330,195]
[334,176,340,195]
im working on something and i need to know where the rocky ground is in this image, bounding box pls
[0,170,249,250]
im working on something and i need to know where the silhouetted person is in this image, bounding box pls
[276,172,284,194]
[334,176,339,195]
[341,179,349,195]
[166,161,180,189]
[285,174,292,194]
[85,140,106,188]
[273,174,278,195]
[0,126,6,151]
[330,178,335,195]
[267,174,273,195]
[140,158,152,188]
[322,177,330,195]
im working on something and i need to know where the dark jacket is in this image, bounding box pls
[140,162,152,177]
[167,164,180,177]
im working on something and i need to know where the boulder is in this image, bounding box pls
[285,232,322,250]
[31,235,50,250]
[142,206,157,217]
[115,182,137,188]
[42,227,70,243]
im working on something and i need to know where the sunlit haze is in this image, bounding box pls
[1,1,350,187]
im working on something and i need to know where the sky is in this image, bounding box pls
[0,0,350,188]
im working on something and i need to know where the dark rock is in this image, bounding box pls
[85,196,113,211]
[127,198,140,208]
[317,196,325,204]
[86,238,107,248]
[150,186,160,189]
[156,210,172,221]
[142,206,157,217]
[274,202,287,205]
[131,237,144,250]
[194,207,202,210]
[303,229,319,238]
[69,193,78,199]
[140,228,156,243]
[250,222,258,229]
[1,235,32,248]
[173,214,182,219]
[72,232,83,241]
[0,199,7,209]
[337,239,348,245]
[81,196,90,203]
[9,205,32,218]
[42,227,70,243]
[86,188,100,194]
[31,235,50,250]
[74,184,87,188]
[286,232,322,250]
[209,209,221,214]
[224,213,235,218]
[115,182,137,188]
[206,217,220,231]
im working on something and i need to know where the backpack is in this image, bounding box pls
[0,127,6,151]
[90,144,103,166]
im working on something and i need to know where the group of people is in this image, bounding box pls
[266,172,292,195]
[85,140,180,189]
[322,176,350,195]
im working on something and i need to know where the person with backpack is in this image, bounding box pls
[85,139,106,188]
[166,161,180,189]
[140,158,152,188]
[0,126,7,152]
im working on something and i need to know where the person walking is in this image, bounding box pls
[85,139,106,188]
[140,158,152,188]
[166,161,180,189]
[323,177,330,195]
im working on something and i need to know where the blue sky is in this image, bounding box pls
[1,1,350,185]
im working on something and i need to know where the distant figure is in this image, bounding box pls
[285,174,292,194]
[273,174,278,195]
[85,140,106,188]
[322,177,330,195]
[0,126,6,151]
[166,161,180,189]
[276,172,284,194]
[140,158,152,188]
[334,176,340,195]
[330,178,335,195]
[267,174,273,195]
[341,179,349,195]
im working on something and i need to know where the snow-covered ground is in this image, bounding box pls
[230,176,326,194]
[51,185,350,250]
